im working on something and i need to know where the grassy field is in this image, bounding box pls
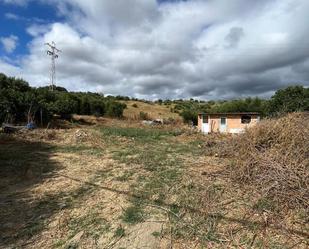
[0,119,308,248]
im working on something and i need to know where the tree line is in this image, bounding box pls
[176,85,309,124]
[0,73,308,126]
[0,73,127,125]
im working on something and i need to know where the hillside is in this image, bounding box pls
[120,100,181,121]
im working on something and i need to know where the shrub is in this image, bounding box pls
[180,109,198,125]
[106,101,127,118]
[228,113,309,210]
[164,117,177,125]
[52,93,79,116]
[132,103,138,108]
[0,73,127,124]
[139,111,149,120]
[267,85,309,116]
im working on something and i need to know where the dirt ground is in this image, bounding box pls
[0,119,308,249]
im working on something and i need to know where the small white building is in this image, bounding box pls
[198,112,260,134]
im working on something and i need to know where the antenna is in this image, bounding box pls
[45,41,61,91]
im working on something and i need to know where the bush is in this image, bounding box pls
[228,113,309,210]
[139,111,149,120]
[132,103,138,108]
[180,109,198,125]
[0,73,127,124]
[106,102,127,118]
[267,85,309,116]
[52,93,79,116]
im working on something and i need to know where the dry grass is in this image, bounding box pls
[121,100,181,121]
[229,112,309,211]
[0,115,308,249]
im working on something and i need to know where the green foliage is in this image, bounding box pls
[114,226,125,237]
[152,231,161,238]
[139,111,149,120]
[114,95,130,100]
[1,73,308,125]
[175,86,308,121]
[68,211,110,240]
[106,101,126,118]
[121,205,144,224]
[0,73,126,124]
[100,126,181,141]
[157,99,163,105]
[180,109,198,125]
[210,97,267,115]
[267,85,309,116]
[52,93,79,116]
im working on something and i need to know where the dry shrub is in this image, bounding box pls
[41,129,57,140]
[230,112,309,210]
[74,129,90,143]
[201,133,234,157]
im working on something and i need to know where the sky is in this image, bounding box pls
[0,0,309,100]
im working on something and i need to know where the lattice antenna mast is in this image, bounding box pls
[45,41,61,91]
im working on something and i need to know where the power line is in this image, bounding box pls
[45,41,61,91]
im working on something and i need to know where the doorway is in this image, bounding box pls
[220,117,227,132]
[202,115,209,133]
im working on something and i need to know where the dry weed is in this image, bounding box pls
[229,112,309,210]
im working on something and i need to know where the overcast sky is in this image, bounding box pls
[0,0,309,100]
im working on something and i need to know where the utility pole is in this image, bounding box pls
[45,41,61,91]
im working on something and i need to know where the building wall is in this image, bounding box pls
[197,114,203,131]
[209,115,221,133]
[198,114,260,133]
[226,115,259,133]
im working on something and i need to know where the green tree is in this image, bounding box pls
[106,101,127,118]
[52,93,78,117]
[267,85,309,115]
[180,109,198,125]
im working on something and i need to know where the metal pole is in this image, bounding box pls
[45,41,61,91]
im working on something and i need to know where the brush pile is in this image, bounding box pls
[230,112,309,210]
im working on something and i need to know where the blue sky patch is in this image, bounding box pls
[0,1,62,57]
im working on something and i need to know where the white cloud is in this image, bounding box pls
[4,12,19,20]
[0,35,19,53]
[27,24,51,36]
[5,11,47,23]
[1,0,309,99]
[1,0,29,6]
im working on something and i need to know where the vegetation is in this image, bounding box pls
[139,111,149,120]
[1,72,308,248]
[228,113,309,210]
[1,117,308,248]
[0,73,126,125]
[180,108,198,125]
[210,97,266,114]
[267,85,309,116]
[172,86,308,124]
[1,72,308,125]
[121,205,144,224]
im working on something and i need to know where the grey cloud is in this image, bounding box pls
[225,27,244,48]
[185,70,298,100]
[1,0,309,100]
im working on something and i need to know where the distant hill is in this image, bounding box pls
[120,100,181,121]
